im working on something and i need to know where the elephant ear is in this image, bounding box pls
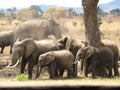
[44,52,55,65]
[85,46,94,60]
[64,36,72,50]
[81,41,90,47]
[23,38,37,58]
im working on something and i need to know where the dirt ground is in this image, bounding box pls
[0,16,120,89]
[0,54,81,79]
[1,54,120,90]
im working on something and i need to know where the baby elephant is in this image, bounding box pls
[36,50,75,79]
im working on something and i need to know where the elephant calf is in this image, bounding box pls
[36,50,75,79]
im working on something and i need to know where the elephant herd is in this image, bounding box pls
[0,19,120,80]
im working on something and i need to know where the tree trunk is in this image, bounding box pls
[82,0,102,46]
[82,0,107,77]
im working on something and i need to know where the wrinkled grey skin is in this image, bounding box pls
[57,35,84,76]
[0,30,14,54]
[7,38,59,79]
[75,46,114,78]
[36,50,75,79]
[101,39,119,76]
[13,19,61,42]
[81,39,120,76]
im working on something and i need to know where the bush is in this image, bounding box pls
[15,74,28,81]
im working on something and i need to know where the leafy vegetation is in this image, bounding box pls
[15,74,28,81]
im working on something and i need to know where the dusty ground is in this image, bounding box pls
[0,16,120,89]
[0,53,120,90]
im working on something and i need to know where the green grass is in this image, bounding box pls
[15,74,28,81]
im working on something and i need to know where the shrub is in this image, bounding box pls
[15,74,28,81]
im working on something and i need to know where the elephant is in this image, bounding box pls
[101,39,119,76]
[57,35,85,76]
[35,50,75,79]
[6,38,59,79]
[0,30,14,54]
[81,39,120,76]
[75,45,114,78]
[13,19,61,42]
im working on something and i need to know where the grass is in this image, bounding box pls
[15,74,28,81]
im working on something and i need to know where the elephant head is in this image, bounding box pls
[36,52,55,78]
[48,19,61,39]
[75,46,94,62]
[57,36,72,50]
[7,38,38,68]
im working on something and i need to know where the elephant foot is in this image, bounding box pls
[28,75,32,80]
[91,74,96,79]
[92,76,96,79]
[114,73,119,76]
[67,75,75,79]
[35,76,39,79]
[51,77,56,80]
[85,73,88,78]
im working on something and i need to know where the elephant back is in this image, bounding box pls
[35,39,59,53]
[13,19,61,42]
[101,39,119,62]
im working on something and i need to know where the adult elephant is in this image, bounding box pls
[101,39,119,76]
[13,19,61,42]
[0,30,14,54]
[6,38,59,79]
[36,50,75,79]
[75,46,114,78]
[57,35,85,76]
[79,39,120,76]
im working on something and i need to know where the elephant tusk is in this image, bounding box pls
[6,62,12,68]
[6,60,20,68]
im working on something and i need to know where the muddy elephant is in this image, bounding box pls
[0,30,14,54]
[6,38,59,79]
[75,46,114,78]
[36,50,75,79]
[57,35,84,76]
[13,19,61,42]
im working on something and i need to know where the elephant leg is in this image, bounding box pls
[67,68,73,78]
[35,66,42,79]
[91,64,96,79]
[80,60,84,73]
[20,58,27,74]
[59,69,64,77]
[49,62,56,79]
[10,45,12,54]
[73,63,77,77]
[84,63,89,77]
[28,57,35,79]
[107,66,113,78]
[55,69,58,77]
[1,47,4,53]
[113,62,119,76]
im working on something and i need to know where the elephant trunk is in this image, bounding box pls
[75,55,80,62]
[35,66,42,79]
